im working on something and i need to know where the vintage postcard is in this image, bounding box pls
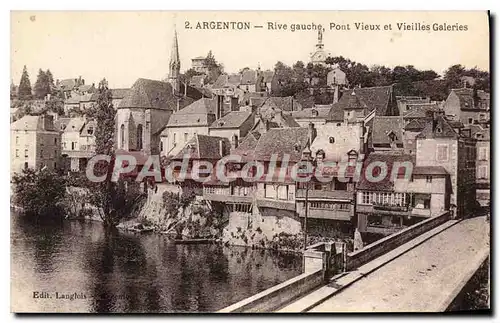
[10,11,490,313]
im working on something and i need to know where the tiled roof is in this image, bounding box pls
[404,119,426,131]
[327,85,394,120]
[372,116,405,145]
[291,107,331,119]
[416,116,459,139]
[451,88,490,111]
[403,103,441,119]
[172,134,230,160]
[309,123,362,162]
[80,120,97,137]
[262,70,275,83]
[231,132,260,160]
[209,111,253,129]
[11,115,44,131]
[261,96,302,112]
[167,98,217,127]
[241,70,258,85]
[111,88,130,99]
[64,117,86,133]
[253,127,310,162]
[357,153,415,191]
[412,166,448,176]
[119,78,200,111]
[239,92,268,106]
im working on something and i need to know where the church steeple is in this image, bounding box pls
[168,27,181,93]
[316,28,324,50]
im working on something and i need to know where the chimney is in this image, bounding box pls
[219,139,224,157]
[308,122,317,145]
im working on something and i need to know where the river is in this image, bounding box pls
[11,214,302,313]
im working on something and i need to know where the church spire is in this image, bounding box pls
[316,28,324,50]
[168,27,181,93]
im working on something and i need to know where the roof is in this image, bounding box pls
[468,124,490,141]
[77,84,94,93]
[80,120,97,137]
[291,107,331,119]
[357,153,415,191]
[403,103,441,119]
[239,92,268,106]
[167,98,217,127]
[309,123,362,162]
[64,117,86,133]
[404,119,426,131]
[372,116,405,145]
[327,85,394,120]
[57,79,77,90]
[450,88,490,111]
[261,96,302,113]
[231,132,260,159]
[209,111,253,129]
[192,56,206,60]
[54,117,71,131]
[241,70,258,85]
[119,78,200,111]
[253,127,310,162]
[172,134,230,160]
[11,115,46,131]
[111,88,130,99]
[416,116,459,139]
[262,70,275,83]
[412,166,449,176]
[64,95,81,105]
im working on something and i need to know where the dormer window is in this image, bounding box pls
[294,143,301,152]
[316,149,325,160]
[312,109,319,117]
[388,131,397,142]
[329,137,335,144]
[436,127,442,133]
[87,126,94,135]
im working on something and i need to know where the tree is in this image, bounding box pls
[34,69,51,99]
[85,79,143,228]
[46,69,55,92]
[18,65,32,100]
[204,50,224,84]
[12,168,66,218]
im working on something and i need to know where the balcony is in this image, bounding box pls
[296,189,353,201]
[202,186,253,204]
[411,208,431,218]
[356,204,411,217]
[256,198,296,212]
[298,207,351,221]
[373,204,409,212]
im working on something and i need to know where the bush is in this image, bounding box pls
[12,168,66,218]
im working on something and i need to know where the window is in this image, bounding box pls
[468,118,473,124]
[423,198,431,209]
[87,126,94,135]
[426,176,432,183]
[184,133,188,142]
[54,138,58,145]
[329,137,335,144]
[63,142,67,149]
[24,149,28,158]
[71,142,75,150]
[15,149,19,158]
[478,166,488,179]
[15,136,19,145]
[40,149,43,158]
[436,144,449,162]
[361,191,371,205]
[54,149,57,157]
[120,124,125,149]
[160,141,164,152]
[173,133,177,145]
[136,124,143,150]
[478,147,488,161]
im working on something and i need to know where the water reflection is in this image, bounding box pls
[11,214,302,313]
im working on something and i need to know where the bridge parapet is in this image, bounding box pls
[347,211,450,271]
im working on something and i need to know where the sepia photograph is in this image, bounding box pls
[9,10,490,313]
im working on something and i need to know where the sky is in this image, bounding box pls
[11,11,489,89]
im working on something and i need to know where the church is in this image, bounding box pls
[115,29,205,155]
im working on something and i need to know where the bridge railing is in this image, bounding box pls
[346,211,450,271]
